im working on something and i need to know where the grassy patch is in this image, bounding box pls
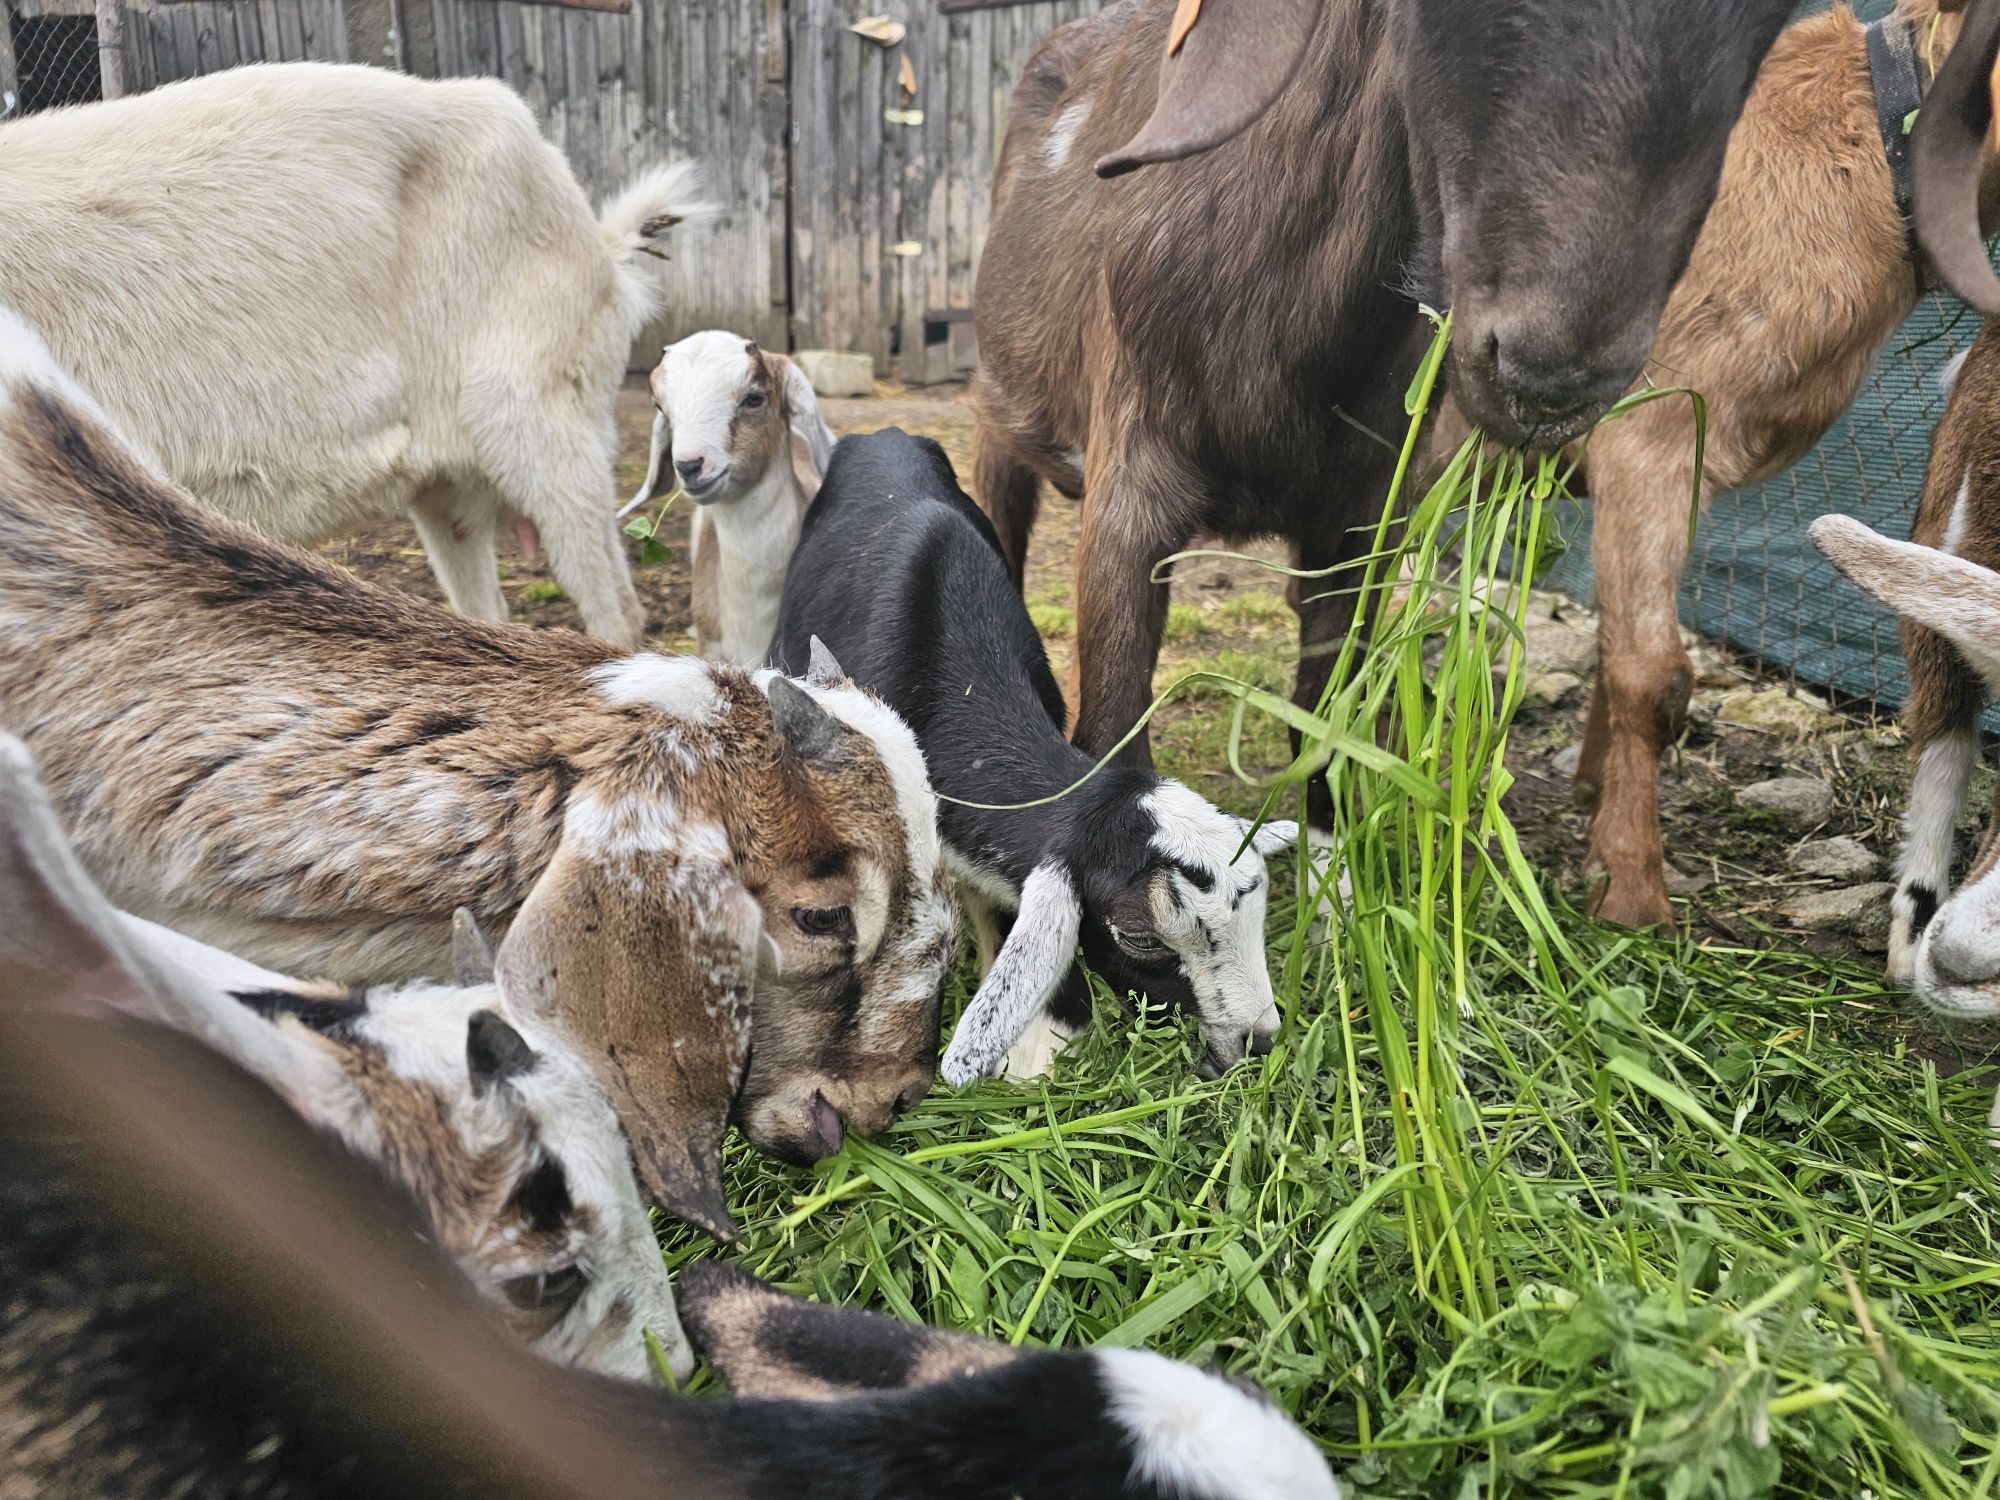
[517,580,565,604]
[685,326,2000,1497]
[1027,600,1075,640]
[1214,589,1297,629]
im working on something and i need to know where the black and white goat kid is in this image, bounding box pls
[773,430,1298,1083]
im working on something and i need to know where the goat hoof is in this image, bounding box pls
[1585,866,1675,929]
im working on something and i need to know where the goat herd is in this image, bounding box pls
[4,0,2000,1494]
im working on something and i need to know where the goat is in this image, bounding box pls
[0,731,689,1382]
[1808,330,2000,1135]
[0,951,1340,1497]
[624,330,838,666]
[0,307,958,1241]
[772,430,1297,1083]
[0,61,714,648]
[1483,0,2000,927]
[968,0,1791,887]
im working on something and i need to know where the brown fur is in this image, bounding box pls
[1551,1,1974,924]
[0,368,950,1236]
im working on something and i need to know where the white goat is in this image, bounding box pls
[0,731,690,1380]
[626,330,838,665]
[0,61,712,647]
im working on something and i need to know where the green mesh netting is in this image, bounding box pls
[1540,0,1990,722]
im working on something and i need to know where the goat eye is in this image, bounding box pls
[741,388,768,411]
[1116,929,1167,958]
[792,905,853,938]
[502,1264,589,1313]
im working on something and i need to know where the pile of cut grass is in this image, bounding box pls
[674,323,2000,1498]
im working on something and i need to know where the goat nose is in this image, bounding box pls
[673,456,708,483]
[1488,328,1629,421]
[1924,909,2000,989]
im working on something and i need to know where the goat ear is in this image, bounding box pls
[1810,514,2000,677]
[774,356,838,484]
[451,908,497,987]
[677,1261,1018,1401]
[805,635,847,688]
[496,840,756,1241]
[941,862,1082,1086]
[1097,0,1322,178]
[1240,818,1300,859]
[466,1009,538,1094]
[622,407,676,518]
[1913,0,2000,313]
[767,676,848,764]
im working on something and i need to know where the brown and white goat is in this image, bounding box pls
[1809,327,2000,1133]
[0,730,691,1380]
[625,330,838,666]
[968,0,1789,894]
[0,308,958,1241]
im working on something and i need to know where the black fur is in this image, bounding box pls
[231,985,365,1036]
[1908,882,1942,936]
[467,1009,539,1090]
[772,430,1198,1022]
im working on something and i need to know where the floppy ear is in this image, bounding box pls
[495,837,758,1241]
[774,354,838,485]
[677,1262,1017,1401]
[805,635,847,689]
[1097,0,1322,178]
[1240,818,1300,860]
[941,862,1083,1086]
[1913,0,2000,313]
[0,732,361,1122]
[621,395,676,518]
[1810,513,2000,677]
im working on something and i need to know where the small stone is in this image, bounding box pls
[1714,686,1840,736]
[793,349,875,399]
[1789,836,1878,882]
[1779,882,1894,933]
[1517,610,1597,677]
[1525,670,1583,708]
[1551,744,1583,777]
[1737,776,1834,826]
[1664,864,1714,896]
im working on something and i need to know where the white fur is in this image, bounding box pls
[1042,100,1093,170]
[0,731,687,1382]
[1891,729,1976,983]
[1941,348,1971,397]
[0,64,714,647]
[1096,1347,1342,1500]
[943,861,1082,1085]
[589,653,725,723]
[635,330,838,665]
[1144,781,1299,1063]
[1943,469,1974,557]
[1003,1005,1080,1080]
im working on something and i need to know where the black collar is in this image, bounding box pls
[1867,11,1929,266]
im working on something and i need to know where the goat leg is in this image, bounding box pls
[1892,618,1985,983]
[1579,453,1699,928]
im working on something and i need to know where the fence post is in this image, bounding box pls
[95,0,126,100]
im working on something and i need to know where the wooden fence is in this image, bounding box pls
[2,0,1101,380]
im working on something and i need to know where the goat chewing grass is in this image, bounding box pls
[676,324,1999,1500]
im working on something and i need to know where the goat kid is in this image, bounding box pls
[0,309,957,1240]
[0,62,714,647]
[0,732,689,1381]
[625,330,839,666]
[1,986,1342,1499]
[774,431,1297,1084]
[970,0,1790,874]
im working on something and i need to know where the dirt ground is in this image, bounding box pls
[321,379,1997,1077]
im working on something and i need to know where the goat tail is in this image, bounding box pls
[597,160,718,328]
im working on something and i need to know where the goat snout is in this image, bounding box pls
[1487,327,1632,423]
[1920,907,2000,996]
[673,454,726,495]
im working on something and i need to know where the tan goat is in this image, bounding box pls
[0,731,692,1380]
[626,330,838,667]
[1560,0,2000,926]
[0,309,958,1241]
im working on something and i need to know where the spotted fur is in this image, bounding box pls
[0,311,956,1236]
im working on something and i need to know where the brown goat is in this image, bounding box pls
[1559,0,2000,926]
[970,0,1789,881]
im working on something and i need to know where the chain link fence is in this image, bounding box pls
[1541,0,1984,726]
[2,0,115,121]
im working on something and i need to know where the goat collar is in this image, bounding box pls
[1867,11,1928,274]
